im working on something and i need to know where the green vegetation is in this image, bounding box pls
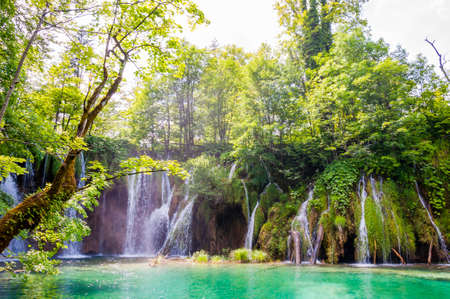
[0,0,448,273]
[192,250,209,263]
[230,248,250,263]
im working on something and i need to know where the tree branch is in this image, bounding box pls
[425,38,450,83]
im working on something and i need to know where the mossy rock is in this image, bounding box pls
[253,204,266,243]
[257,202,296,260]
[260,183,283,212]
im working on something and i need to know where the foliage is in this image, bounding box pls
[229,248,250,263]
[192,250,209,263]
[251,250,269,263]
[0,156,26,181]
[317,160,359,214]
[210,255,226,263]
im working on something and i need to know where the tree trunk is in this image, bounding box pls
[392,248,406,265]
[373,240,377,264]
[0,152,77,252]
[0,60,125,252]
[428,241,433,265]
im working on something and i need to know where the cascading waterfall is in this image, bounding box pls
[24,159,35,189]
[162,198,195,256]
[0,176,26,255]
[241,180,250,220]
[370,175,388,263]
[415,182,450,263]
[140,173,174,254]
[161,175,195,256]
[244,201,260,249]
[292,188,314,261]
[228,162,237,180]
[357,176,370,263]
[124,174,142,255]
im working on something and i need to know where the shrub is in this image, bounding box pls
[192,250,209,263]
[210,255,226,263]
[230,248,250,263]
[251,250,268,263]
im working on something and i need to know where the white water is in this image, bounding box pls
[0,176,26,255]
[357,176,370,263]
[161,175,195,256]
[244,201,260,249]
[124,174,142,254]
[415,182,449,263]
[141,173,175,255]
[292,188,314,260]
[228,162,237,180]
[24,159,34,188]
[162,199,195,256]
[77,152,86,189]
[241,180,250,220]
[370,175,388,263]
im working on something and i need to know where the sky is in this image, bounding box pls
[182,0,450,67]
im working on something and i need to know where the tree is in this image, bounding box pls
[0,0,205,252]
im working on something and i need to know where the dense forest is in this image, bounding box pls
[0,0,449,273]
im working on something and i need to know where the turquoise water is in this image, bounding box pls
[0,258,449,298]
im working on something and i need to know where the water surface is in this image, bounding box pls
[0,258,449,298]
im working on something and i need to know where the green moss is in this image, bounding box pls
[253,204,265,241]
[334,215,346,228]
[257,202,297,260]
[260,183,283,212]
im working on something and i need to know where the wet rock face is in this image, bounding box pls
[191,199,246,255]
[83,180,129,255]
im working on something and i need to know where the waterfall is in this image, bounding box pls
[357,176,370,263]
[162,199,195,256]
[244,201,260,249]
[370,175,388,263]
[228,162,237,180]
[161,175,195,256]
[1,176,26,255]
[415,182,449,263]
[292,188,314,260]
[24,159,35,189]
[124,174,141,254]
[41,154,49,187]
[61,153,86,257]
[241,180,250,220]
[77,152,86,188]
[141,173,173,254]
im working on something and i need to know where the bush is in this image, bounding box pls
[251,250,268,263]
[230,248,250,263]
[210,255,226,263]
[192,250,209,263]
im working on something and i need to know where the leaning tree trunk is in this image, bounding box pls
[0,60,125,252]
[0,151,77,251]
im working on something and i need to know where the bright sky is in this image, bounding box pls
[182,0,450,67]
